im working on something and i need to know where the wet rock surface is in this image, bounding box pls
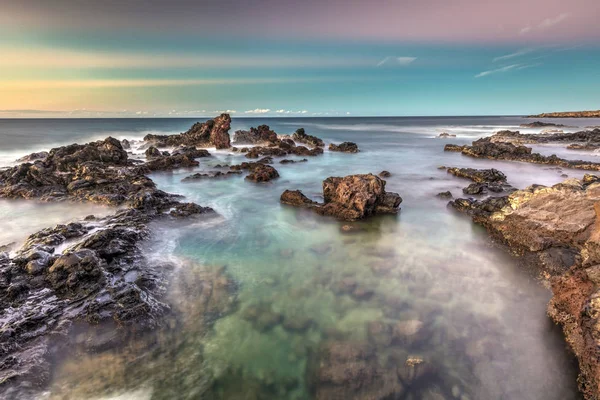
[450,174,600,399]
[520,121,567,128]
[182,170,243,181]
[291,128,324,148]
[230,162,280,182]
[144,114,232,149]
[329,142,359,153]
[281,174,402,221]
[488,128,600,145]
[445,167,514,195]
[444,137,600,171]
[233,125,278,144]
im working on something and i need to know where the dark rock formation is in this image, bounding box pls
[437,132,456,138]
[329,142,359,153]
[520,121,566,128]
[230,162,280,182]
[281,174,402,221]
[449,174,600,399]
[233,125,278,144]
[0,203,214,396]
[15,151,49,163]
[379,171,391,178]
[145,146,163,158]
[182,171,242,181]
[444,137,600,171]
[445,167,513,195]
[121,139,131,149]
[144,114,231,149]
[568,143,600,151]
[436,191,453,199]
[280,158,307,164]
[292,128,324,147]
[245,143,323,159]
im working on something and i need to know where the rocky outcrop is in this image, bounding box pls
[230,162,280,182]
[379,171,391,178]
[445,167,514,195]
[143,114,231,149]
[487,129,600,145]
[568,143,600,151]
[437,132,456,138]
[0,202,214,397]
[145,146,164,158]
[520,121,566,128]
[449,175,600,399]
[444,137,600,171]
[292,128,324,147]
[15,151,49,163]
[233,125,278,144]
[527,110,600,118]
[329,142,359,153]
[245,143,323,159]
[281,174,402,221]
[280,158,307,164]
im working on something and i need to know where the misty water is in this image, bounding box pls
[2,116,598,399]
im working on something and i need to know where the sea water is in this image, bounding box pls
[2,116,597,399]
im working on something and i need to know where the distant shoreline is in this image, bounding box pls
[527,110,600,118]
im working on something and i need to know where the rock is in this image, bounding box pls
[451,174,600,399]
[229,162,279,182]
[16,151,49,163]
[367,320,392,347]
[446,167,506,183]
[143,153,199,171]
[145,146,162,158]
[527,110,600,118]
[397,356,435,385]
[282,174,402,221]
[444,137,600,171]
[392,320,423,344]
[241,304,283,332]
[329,142,359,153]
[121,139,131,149]
[308,341,404,399]
[488,128,600,146]
[143,114,231,149]
[233,125,278,144]
[46,249,107,297]
[291,128,324,147]
[567,143,600,151]
[280,159,308,164]
[379,171,391,178]
[182,171,242,181]
[436,191,453,199]
[171,147,211,158]
[520,121,566,128]
[438,132,456,138]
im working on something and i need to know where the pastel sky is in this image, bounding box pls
[1,0,599,117]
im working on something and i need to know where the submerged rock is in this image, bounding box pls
[329,142,359,153]
[182,171,242,181]
[379,170,392,178]
[144,114,231,149]
[281,174,402,221]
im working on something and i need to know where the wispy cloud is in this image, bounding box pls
[244,108,271,114]
[475,63,541,78]
[376,56,416,67]
[520,12,570,35]
[493,48,537,62]
[275,109,308,114]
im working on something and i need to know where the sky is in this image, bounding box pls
[1,0,599,117]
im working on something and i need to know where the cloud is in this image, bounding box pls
[520,12,570,35]
[475,63,540,78]
[244,108,271,114]
[376,56,416,67]
[493,48,537,62]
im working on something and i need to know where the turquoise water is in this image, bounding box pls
[0,117,592,399]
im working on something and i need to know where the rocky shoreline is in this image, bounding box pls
[443,125,600,399]
[527,110,600,118]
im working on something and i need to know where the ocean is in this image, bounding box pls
[2,116,597,399]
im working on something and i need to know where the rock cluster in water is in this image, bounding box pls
[488,128,600,146]
[329,142,359,153]
[444,137,600,171]
[444,167,514,195]
[281,174,402,221]
[144,113,232,149]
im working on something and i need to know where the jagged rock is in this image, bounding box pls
[437,132,456,138]
[446,167,506,183]
[15,151,49,163]
[233,125,278,144]
[292,128,324,147]
[379,171,391,178]
[144,114,231,149]
[230,162,280,182]
[329,142,359,153]
[488,128,600,145]
[282,174,402,221]
[436,191,453,199]
[520,121,566,128]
